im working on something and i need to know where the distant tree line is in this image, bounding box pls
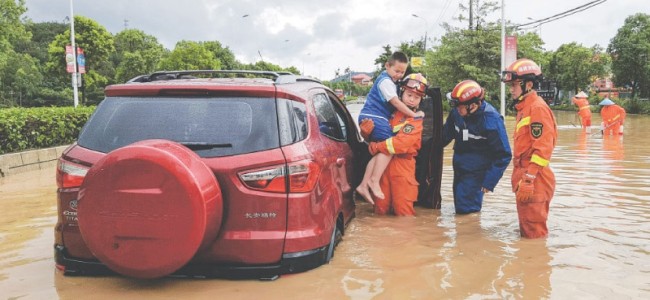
[368,3,650,111]
[0,0,300,107]
[0,0,648,109]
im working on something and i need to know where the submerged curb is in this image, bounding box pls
[0,145,69,178]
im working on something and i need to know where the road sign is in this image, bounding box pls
[412,56,425,68]
[77,47,86,74]
[65,45,75,73]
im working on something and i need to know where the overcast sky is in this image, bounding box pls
[24,0,648,80]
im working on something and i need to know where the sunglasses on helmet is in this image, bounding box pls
[403,79,427,94]
[501,71,516,82]
[445,92,478,108]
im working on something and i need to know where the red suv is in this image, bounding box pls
[54,70,368,279]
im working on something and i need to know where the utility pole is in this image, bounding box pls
[469,0,474,30]
[69,0,79,108]
[499,0,505,117]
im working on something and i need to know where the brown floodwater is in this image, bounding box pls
[1,110,649,299]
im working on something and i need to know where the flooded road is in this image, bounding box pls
[1,110,649,299]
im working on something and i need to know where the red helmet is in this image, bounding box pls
[401,73,428,97]
[501,58,543,83]
[446,80,485,107]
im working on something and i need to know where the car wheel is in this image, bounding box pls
[325,221,342,263]
[77,139,223,279]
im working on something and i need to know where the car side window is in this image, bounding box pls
[278,98,308,146]
[313,93,346,141]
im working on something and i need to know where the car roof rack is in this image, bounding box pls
[127,70,321,85]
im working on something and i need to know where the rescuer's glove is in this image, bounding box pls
[359,118,374,141]
[516,173,536,202]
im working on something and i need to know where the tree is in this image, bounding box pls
[1,52,42,106]
[240,60,299,74]
[547,42,608,94]
[45,16,115,105]
[157,40,221,70]
[202,41,239,70]
[113,29,165,82]
[0,0,33,106]
[424,25,544,104]
[19,22,68,64]
[374,45,392,66]
[0,0,30,53]
[608,13,650,98]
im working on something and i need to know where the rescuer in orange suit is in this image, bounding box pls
[359,73,427,216]
[571,91,592,131]
[502,58,558,239]
[599,98,626,135]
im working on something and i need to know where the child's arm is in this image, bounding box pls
[389,97,425,118]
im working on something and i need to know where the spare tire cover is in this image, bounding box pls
[78,139,222,279]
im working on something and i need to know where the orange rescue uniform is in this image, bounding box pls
[512,91,558,238]
[600,104,626,135]
[571,97,592,128]
[369,110,423,216]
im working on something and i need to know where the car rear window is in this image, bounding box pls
[77,97,280,157]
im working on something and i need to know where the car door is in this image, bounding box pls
[311,92,356,218]
[415,87,444,208]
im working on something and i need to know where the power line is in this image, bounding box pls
[434,0,456,27]
[517,0,608,30]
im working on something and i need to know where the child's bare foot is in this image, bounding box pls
[369,182,384,199]
[355,184,374,205]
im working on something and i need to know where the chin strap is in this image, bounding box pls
[508,94,525,112]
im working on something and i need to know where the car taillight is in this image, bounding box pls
[56,159,89,188]
[239,161,320,193]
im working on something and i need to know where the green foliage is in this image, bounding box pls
[622,98,650,114]
[202,41,239,70]
[0,0,30,53]
[113,29,165,82]
[547,43,608,93]
[45,16,115,105]
[608,13,650,98]
[423,24,544,100]
[240,60,300,74]
[19,21,68,64]
[157,40,221,70]
[0,106,95,154]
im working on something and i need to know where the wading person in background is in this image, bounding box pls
[359,73,428,216]
[599,98,626,136]
[442,80,512,214]
[356,52,425,203]
[571,91,592,132]
[502,58,558,239]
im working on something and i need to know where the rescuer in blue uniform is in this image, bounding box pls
[442,80,512,214]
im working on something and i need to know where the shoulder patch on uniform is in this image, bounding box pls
[403,124,415,134]
[531,122,543,138]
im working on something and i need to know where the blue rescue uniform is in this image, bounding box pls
[358,71,398,141]
[442,101,512,214]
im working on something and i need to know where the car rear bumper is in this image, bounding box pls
[55,244,328,280]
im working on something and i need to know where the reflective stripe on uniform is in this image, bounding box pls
[531,154,550,167]
[516,116,531,133]
[386,138,396,154]
[393,122,406,133]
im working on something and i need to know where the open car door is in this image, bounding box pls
[415,87,444,209]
